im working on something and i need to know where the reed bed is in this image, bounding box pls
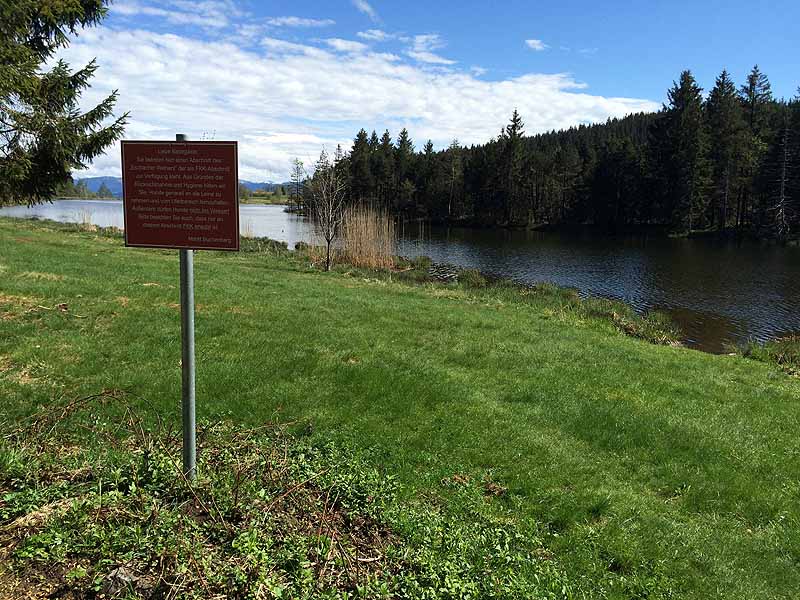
[340,205,396,269]
[76,209,96,232]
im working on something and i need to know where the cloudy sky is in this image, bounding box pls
[62,0,799,181]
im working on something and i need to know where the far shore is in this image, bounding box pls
[53,195,291,206]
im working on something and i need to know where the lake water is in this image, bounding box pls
[3,199,799,353]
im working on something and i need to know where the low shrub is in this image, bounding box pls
[408,255,432,271]
[239,236,289,255]
[458,268,487,288]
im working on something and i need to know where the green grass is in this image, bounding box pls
[1,217,799,599]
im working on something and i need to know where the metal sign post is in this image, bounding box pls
[121,134,239,483]
[178,132,196,480]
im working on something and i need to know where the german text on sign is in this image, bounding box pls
[121,141,239,250]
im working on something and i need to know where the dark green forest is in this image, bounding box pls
[329,66,799,240]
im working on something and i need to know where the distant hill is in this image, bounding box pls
[75,177,291,196]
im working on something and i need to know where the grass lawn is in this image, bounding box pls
[1,217,798,599]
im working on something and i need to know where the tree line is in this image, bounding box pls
[55,179,114,199]
[321,66,798,240]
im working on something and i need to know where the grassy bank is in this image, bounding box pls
[1,217,799,599]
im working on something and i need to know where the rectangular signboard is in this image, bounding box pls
[121,141,239,250]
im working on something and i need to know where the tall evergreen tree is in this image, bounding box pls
[502,110,526,223]
[740,65,773,136]
[737,66,774,228]
[706,69,746,229]
[1,0,127,206]
[418,140,436,213]
[395,128,415,210]
[376,130,395,208]
[97,182,112,198]
[349,129,372,203]
[659,71,711,232]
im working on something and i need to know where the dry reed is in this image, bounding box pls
[76,209,96,232]
[340,205,396,269]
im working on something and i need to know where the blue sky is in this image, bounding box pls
[66,0,799,180]
[259,0,800,99]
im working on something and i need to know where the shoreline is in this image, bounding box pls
[3,214,797,360]
[47,196,289,207]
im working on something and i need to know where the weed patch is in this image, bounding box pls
[0,394,571,599]
[738,334,800,375]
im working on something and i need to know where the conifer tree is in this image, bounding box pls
[395,128,415,210]
[349,129,372,203]
[376,130,395,208]
[97,182,112,198]
[706,69,746,229]
[740,65,773,136]
[418,140,436,214]
[1,0,127,206]
[661,71,711,232]
[502,110,526,223]
[737,66,774,228]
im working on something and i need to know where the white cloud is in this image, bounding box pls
[261,37,328,58]
[357,29,393,42]
[325,38,368,53]
[59,28,658,181]
[236,24,264,40]
[266,16,335,28]
[352,0,380,23]
[407,34,455,65]
[114,0,243,29]
[471,66,488,76]
[525,39,549,51]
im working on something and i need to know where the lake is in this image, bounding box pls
[3,199,799,353]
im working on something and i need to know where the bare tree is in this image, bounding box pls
[447,139,462,218]
[771,114,793,238]
[310,149,347,271]
[290,158,306,212]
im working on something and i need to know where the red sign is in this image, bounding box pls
[121,141,239,250]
